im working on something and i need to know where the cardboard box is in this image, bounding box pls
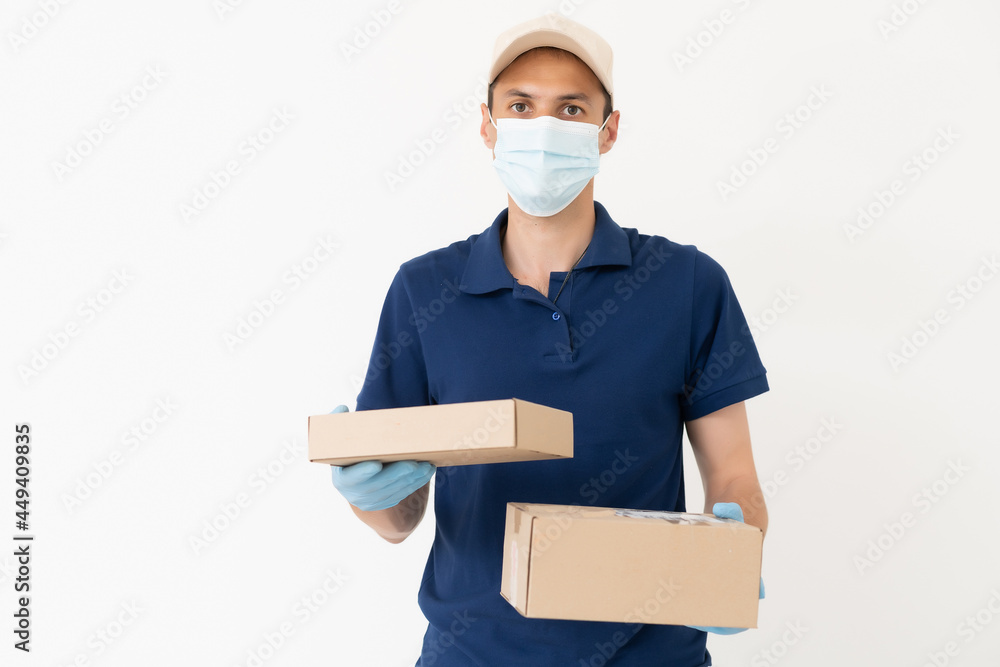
[308,399,573,467]
[500,503,762,628]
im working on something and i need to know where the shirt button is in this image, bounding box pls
[552,312,561,321]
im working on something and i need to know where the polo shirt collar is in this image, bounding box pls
[460,201,633,295]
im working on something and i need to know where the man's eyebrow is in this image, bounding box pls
[502,89,594,105]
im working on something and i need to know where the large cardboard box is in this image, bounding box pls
[308,399,573,467]
[500,503,762,628]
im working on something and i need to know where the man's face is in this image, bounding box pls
[481,48,618,156]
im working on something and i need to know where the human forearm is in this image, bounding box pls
[348,483,430,544]
[330,448,435,543]
[705,474,768,539]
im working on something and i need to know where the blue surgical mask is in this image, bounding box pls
[490,110,609,217]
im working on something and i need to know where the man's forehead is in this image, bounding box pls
[494,49,604,92]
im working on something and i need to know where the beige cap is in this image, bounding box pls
[488,13,614,106]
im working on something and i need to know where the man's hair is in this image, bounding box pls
[487,46,613,123]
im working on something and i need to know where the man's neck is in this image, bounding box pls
[501,186,597,289]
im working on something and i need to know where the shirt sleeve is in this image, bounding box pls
[680,250,769,421]
[355,267,431,412]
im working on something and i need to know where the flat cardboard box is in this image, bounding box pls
[500,503,762,628]
[308,399,573,467]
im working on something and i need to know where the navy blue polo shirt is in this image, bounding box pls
[355,201,768,667]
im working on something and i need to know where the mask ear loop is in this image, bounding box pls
[488,107,498,129]
[598,113,611,133]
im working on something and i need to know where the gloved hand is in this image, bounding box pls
[686,502,765,635]
[328,405,436,511]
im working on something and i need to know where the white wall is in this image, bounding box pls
[3,1,998,665]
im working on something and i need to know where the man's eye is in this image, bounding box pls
[511,102,528,113]
[565,105,582,116]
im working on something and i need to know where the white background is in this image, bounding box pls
[2,0,999,665]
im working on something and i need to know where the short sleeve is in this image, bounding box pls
[355,268,430,412]
[681,251,769,421]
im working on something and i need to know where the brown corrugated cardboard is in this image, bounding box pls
[308,399,573,467]
[500,502,763,628]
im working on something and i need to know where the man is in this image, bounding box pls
[331,13,769,666]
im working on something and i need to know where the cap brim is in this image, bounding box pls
[489,30,612,98]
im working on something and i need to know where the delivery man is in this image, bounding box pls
[329,13,769,666]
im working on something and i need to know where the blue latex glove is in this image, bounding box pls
[328,405,436,511]
[687,502,766,635]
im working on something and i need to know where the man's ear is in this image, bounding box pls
[480,103,496,150]
[599,110,621,155]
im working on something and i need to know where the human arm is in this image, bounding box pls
[685,401,767,538]
[345,482,431,544]
[685,400,766,634]
[328,405,435,544]
[680,250,770,634]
